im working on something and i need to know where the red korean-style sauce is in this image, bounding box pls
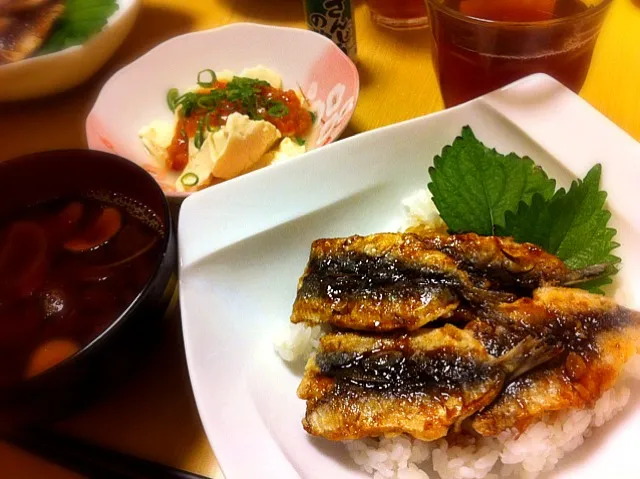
[0,193,163,387]
[166,81,313,172]
[431,0,597,106]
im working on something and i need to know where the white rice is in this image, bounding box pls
[274,322,324,363]
[274,189,639,479]
[398,189,446,232]
[340,381,634,479]
[277,321,638,479]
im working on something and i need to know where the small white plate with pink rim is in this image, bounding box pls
[86,22,359,199]
[177,74,640,479]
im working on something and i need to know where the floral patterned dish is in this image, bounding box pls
[86,23,360,199]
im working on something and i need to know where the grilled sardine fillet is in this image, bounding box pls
[0,0,51,13]
[297,324,555,441]
[291,234,514,332]
[468,287,640,436]
[0,0,64,64]
[406,229,607,289]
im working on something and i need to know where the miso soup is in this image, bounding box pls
[0,191,164,387]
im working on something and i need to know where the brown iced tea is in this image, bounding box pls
[427,0,613,106]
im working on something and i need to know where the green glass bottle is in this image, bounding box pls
[303,0,357,60]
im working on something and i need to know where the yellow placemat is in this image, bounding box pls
[1,1,639,478]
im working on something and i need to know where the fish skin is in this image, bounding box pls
[291,233,514,332]
[406,228,607,289]
[469,287,640,436]
[0,0,52,13]
[297,324,550,441]
[0,0,64,64]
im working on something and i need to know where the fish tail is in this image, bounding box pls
[497,337,563,381]
[461,284,517,305]
[559,264,610,286]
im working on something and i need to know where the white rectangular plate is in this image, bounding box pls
[178,74,640,479]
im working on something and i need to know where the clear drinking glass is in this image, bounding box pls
[366,0,429,29]
[426,0,614,106]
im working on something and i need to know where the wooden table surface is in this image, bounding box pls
[1,0,639,477]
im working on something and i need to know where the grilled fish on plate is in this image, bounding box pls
[297,324,556,441]
[0,0,52,12]
[0,0,64,64]
[467,287,640,436]
[291,233,515,332]
[406,228,607,289]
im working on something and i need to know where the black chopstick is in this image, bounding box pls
[8,427,212,479]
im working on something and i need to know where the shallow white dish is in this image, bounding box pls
[0,0,140,101]
[86,23,359,199]
[178,74,640,479]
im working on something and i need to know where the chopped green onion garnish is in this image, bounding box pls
[167,88,179,111]
[197,95,217,110]
[181,173,199,187]
[294,137,306,146]
[197,69,217,88]
[309,110,317,124]
[204,112,216,132]
[267,101,289,118]
[169,73,303,126]
[194,117,206,149]
[176,92,197,116]
[197,90,224,110]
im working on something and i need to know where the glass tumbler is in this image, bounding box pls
[426,0,614,106]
